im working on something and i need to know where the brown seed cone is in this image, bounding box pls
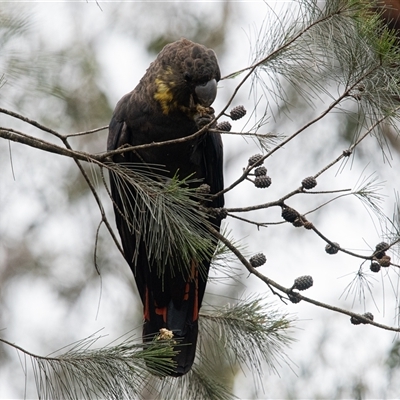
[325,242,340,255]
[216,121,231,131]
[254,175,272,188]
[379,255,391,267]
[248,154,264,167]
[293,275,313,291]
[301,176,317,190]
[230,105,247,120]
[281,207,299,223]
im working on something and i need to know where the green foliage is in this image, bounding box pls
[199,296,294,378]
[2,295,294,400]
[29,333,178,400]
[144,365,235,400]
[386,340,400,370]
[107,162,217,278]
[248,0,400,140]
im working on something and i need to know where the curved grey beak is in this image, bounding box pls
[195,78,217,107]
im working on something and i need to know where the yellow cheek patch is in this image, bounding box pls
[154,78,175,114]
[154,67,178,114]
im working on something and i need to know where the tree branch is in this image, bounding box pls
[208,225,400,332]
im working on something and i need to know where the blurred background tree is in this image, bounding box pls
[2,1,400,399]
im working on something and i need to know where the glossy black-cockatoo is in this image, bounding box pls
[107,38,224,376]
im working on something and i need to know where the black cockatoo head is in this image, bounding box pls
[142,38,221,115]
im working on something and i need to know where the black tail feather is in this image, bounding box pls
[143,299,199,377]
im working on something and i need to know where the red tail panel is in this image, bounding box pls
[142,260,201,376]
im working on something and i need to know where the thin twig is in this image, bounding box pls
[65,126,108,138]
[0,107,63,139]
[227,212,270,228]
[0,338,59,362]
[304,192,353,215]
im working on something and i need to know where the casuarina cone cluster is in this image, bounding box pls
[107,38,224,376]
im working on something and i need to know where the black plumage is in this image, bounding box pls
[107,38,224,376]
